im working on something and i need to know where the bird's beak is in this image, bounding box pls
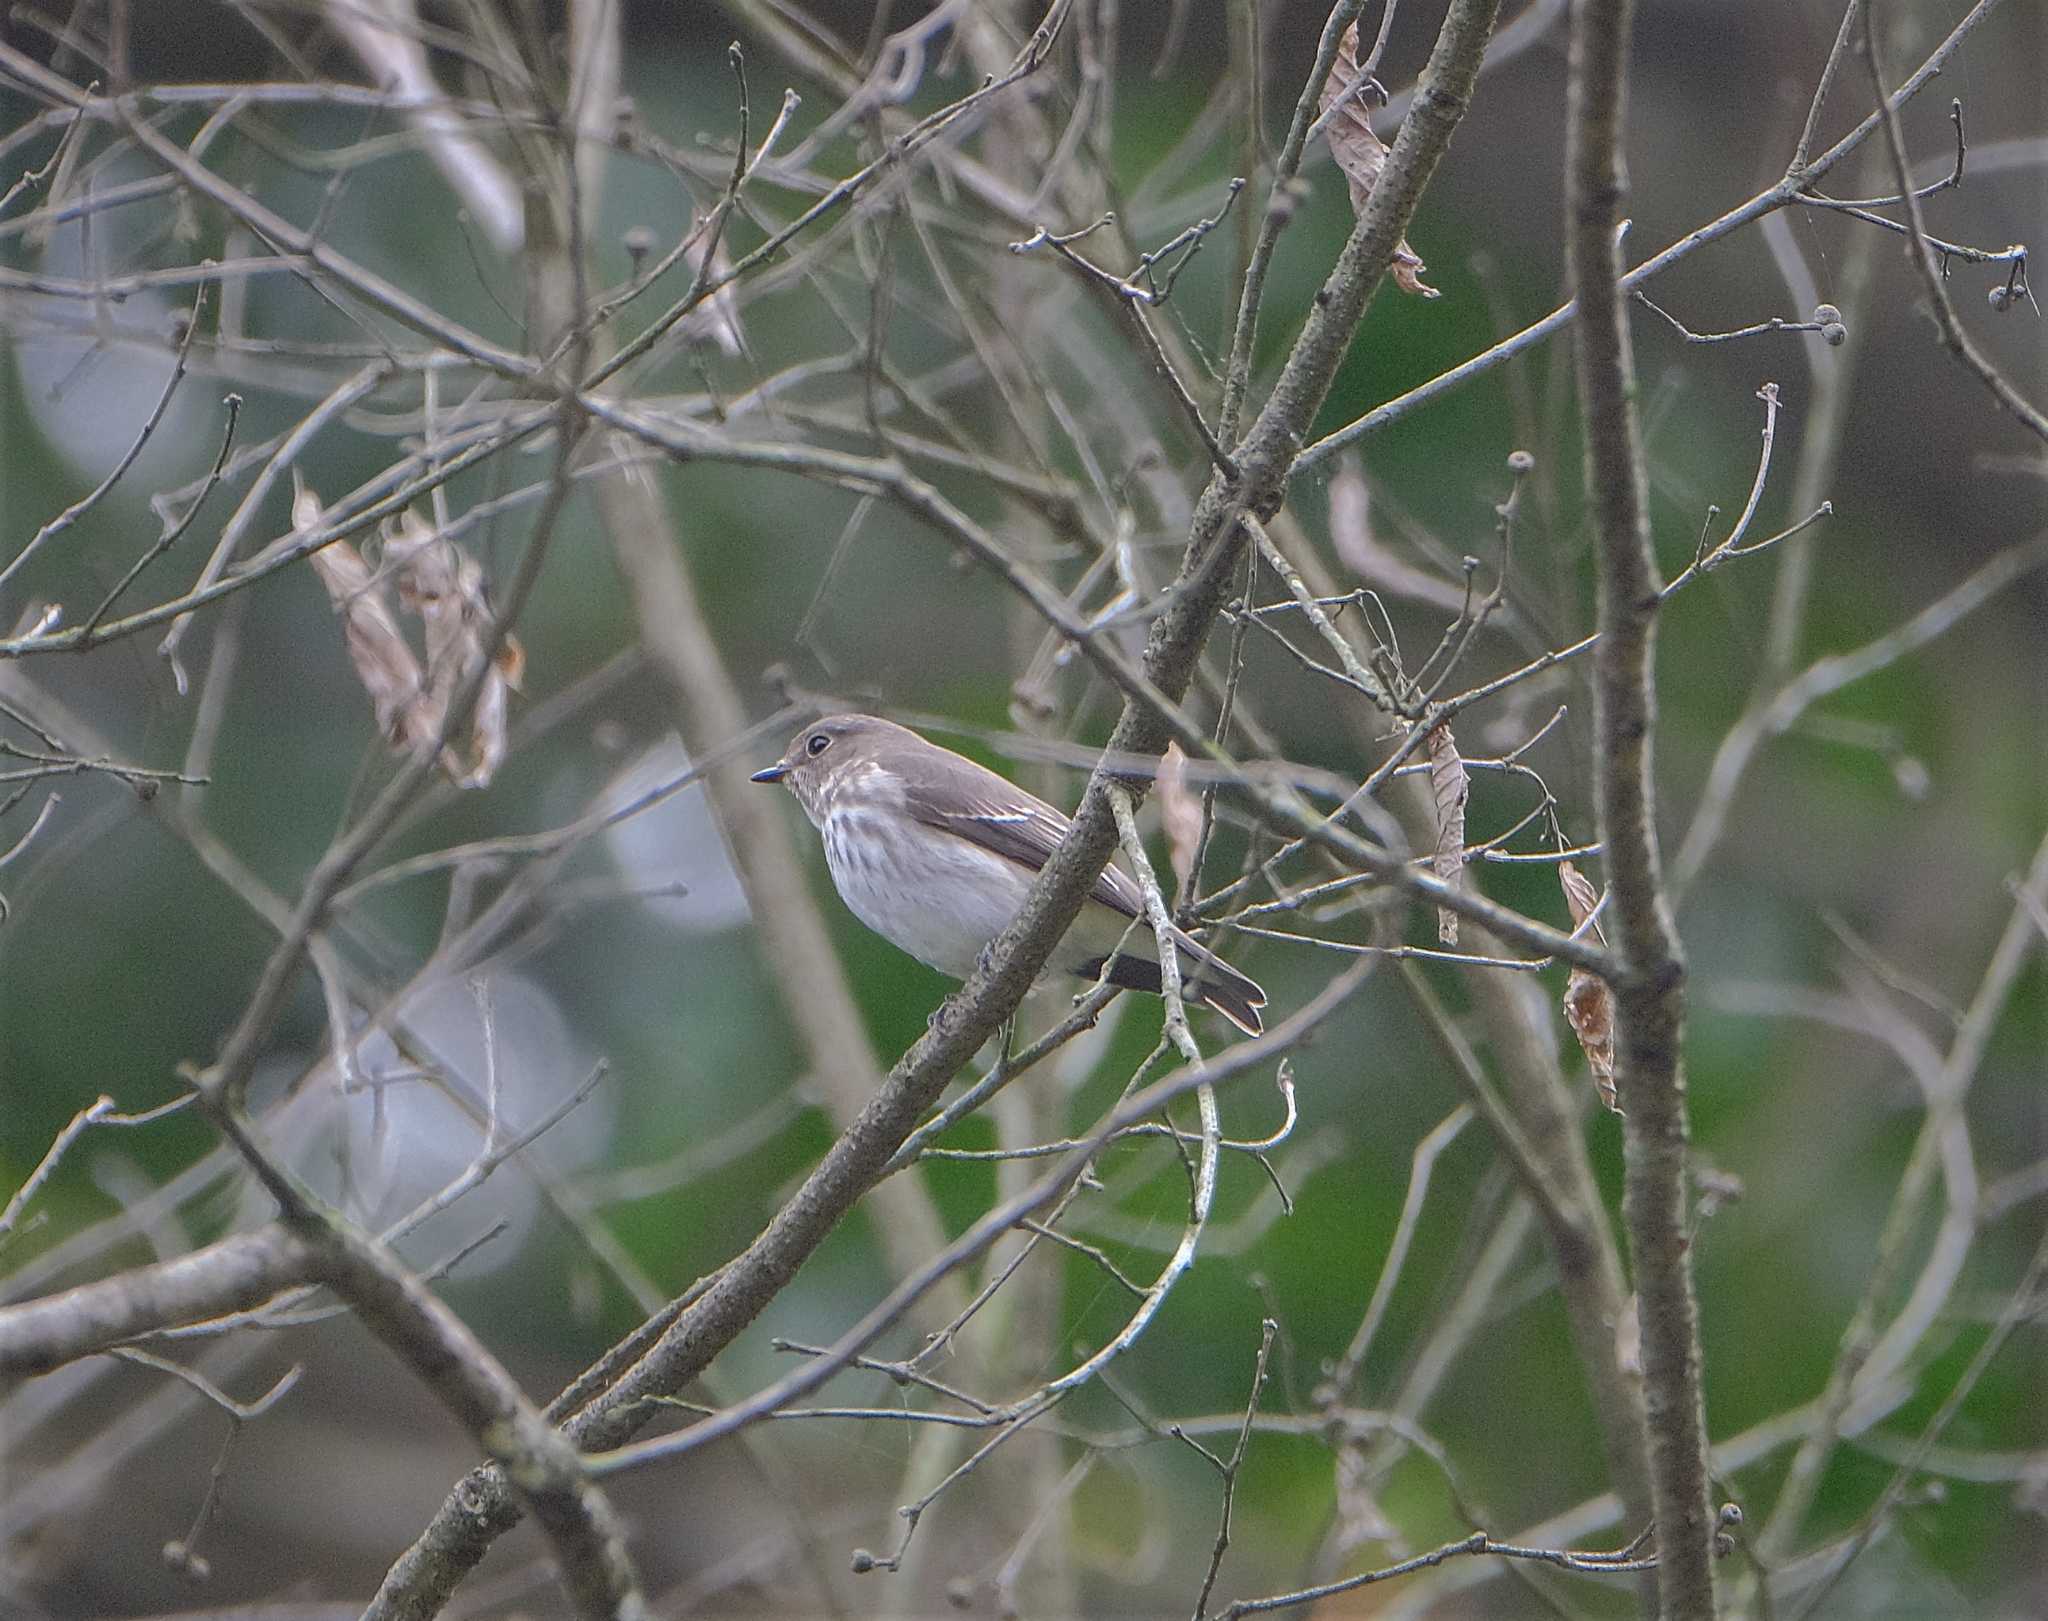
[750,764,789,784]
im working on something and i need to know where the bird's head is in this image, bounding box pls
[751,713,917,822]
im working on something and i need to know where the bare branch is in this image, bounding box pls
[1861,4,2046,442]
[0,1225,315,1377]
[1566,0,1716,1614]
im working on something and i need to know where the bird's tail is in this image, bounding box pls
[1083,929,1266,1036]
[1181,935,1266,1036]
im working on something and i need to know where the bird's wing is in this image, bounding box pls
[898,773,1146,921]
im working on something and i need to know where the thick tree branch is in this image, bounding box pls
[0,1225,313,1378]
[1565,1,1716,1616]
[292,1205,645,1621]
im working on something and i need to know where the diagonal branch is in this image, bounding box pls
[1295,0,2012,471]
[363,4,1506,1614]
[1861,3,2047,443]
[0,1224,314,1378]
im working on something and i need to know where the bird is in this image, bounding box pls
[751,714,1266,1035]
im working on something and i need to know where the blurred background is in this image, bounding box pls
[1,2,2044,1616]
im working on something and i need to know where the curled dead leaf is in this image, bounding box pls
[1158,740,1204,893]
[300,483,520,789]
[1424,723,1468,945]
[1560,860,1620,1113]
[1318,25,1438,298]
[1565,967,1618,1114]
[388,512,523,788]
[298,476,433,756]
[1559,859,1606,942]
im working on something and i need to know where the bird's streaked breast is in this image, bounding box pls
[820,803,1035,980]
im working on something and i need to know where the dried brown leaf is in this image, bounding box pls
[298,476,434,756]
[1158,740,1204,893]
[465,638,522,788]
[389,513,470,679]
[463,664,511,790]
[301,498,521,790]
[1559,860,1620,1112]
[1559,858,1606,942]
[1387,254,1437,300]
[1565,968,1619,1114]
[388,511,521,789]
[1425,723,1468,945]
[494,637,526,693]
[1318,26,1438,298]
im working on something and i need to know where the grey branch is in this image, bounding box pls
[1566,0,1717,1615]
[0,1225,315,1378]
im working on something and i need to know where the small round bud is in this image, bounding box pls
[1507,449,1535,474]
[1988,283,2015,313]
[850,1549,876,1575]
[1714,1532,1736,1558]
[1821,321,1848,347]
[1813,303,1841,325]
[1719,1502,1745,1527]
[622,225,655,264]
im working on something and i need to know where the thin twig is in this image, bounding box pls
[1191,1317,1278,1619]
[1861,4,2046,442]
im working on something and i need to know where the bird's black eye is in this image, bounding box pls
[806,732,831,757]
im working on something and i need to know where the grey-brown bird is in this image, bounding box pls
[751,714,1266,1034]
